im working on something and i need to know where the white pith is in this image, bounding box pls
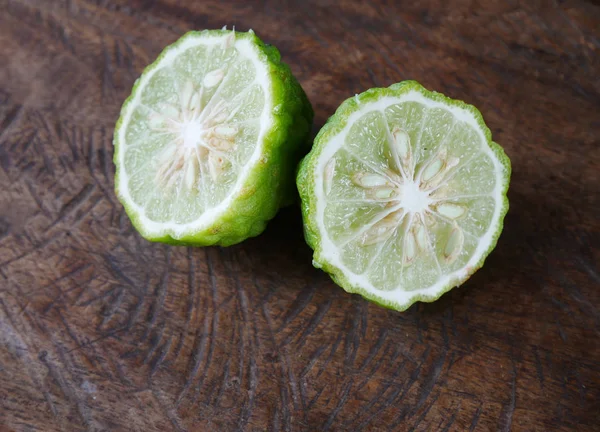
[117,32,273,238]
[313,91,507,306]
[401,181,430,213]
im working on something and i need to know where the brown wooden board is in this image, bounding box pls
[1,1,599,431]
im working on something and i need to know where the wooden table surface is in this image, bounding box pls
[1,1,599,431]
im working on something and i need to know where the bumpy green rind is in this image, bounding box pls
[113,30,313,246]
[296,80,511,311]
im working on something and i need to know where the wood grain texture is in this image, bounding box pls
[1,0,599,430]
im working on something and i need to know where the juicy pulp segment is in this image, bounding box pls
[321,102,498,292]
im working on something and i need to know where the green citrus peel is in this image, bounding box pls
[297,81,510,311]
[114,29,312,246]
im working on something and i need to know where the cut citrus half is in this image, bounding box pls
[297,81,510,310]
[114,29,312,246]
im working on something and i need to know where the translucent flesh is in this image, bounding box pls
[121,40,266,224]
[322,102,497,292]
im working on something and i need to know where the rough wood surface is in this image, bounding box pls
[1,0,599,431]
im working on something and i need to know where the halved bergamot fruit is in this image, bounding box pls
[114,29,312,246]
[297,81,510,310]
